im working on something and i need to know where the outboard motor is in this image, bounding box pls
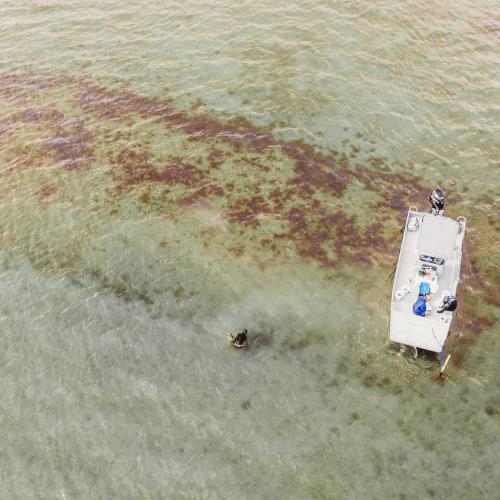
[437,295,457,313]
[430,187,445,215]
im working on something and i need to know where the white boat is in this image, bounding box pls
[390,189,466,356]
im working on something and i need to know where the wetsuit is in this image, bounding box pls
[233,332,247,347]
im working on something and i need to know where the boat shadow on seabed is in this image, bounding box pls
[386,341,439,372]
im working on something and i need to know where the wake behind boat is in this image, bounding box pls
[390,188,466,358]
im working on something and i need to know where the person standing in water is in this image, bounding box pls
[227,329,248,348]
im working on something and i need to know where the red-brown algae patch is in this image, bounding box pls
[1,72,497,348]
[0,76,451,252]
[460,237,500,308]
[443,236,498,364]
[268,187,287,211]
[66,77,447,222]
[227,195,274,228]
[283,142,349,197]
[355,166,430,213]
[11,107,65,125]
[69,79,352,196]
[361,222,398,260]
[0,74,64,102]
[177,184,225,207]
[448,300,496,367]
[41,119,95,169]
[108,146,227,207]
[0,98,97,171]
[0,107,65,141]
[76,84,169,122]
[207,149,231,169]
[34,182,58,205]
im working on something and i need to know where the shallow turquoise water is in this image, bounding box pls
[0,1,499,498]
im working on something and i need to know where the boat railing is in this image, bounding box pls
[457,216,466,234]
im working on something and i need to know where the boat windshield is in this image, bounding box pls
[419,255,445,266]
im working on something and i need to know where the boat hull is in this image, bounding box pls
[389,208,465,353]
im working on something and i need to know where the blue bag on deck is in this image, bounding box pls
[413,296,427,317]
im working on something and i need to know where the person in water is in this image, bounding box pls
[227,329,248,348]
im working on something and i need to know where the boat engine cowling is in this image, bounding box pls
[430,187,445,215]
[438,295,457,313]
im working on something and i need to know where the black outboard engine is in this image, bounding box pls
[437,295,457,313]
[430,187,445,215]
